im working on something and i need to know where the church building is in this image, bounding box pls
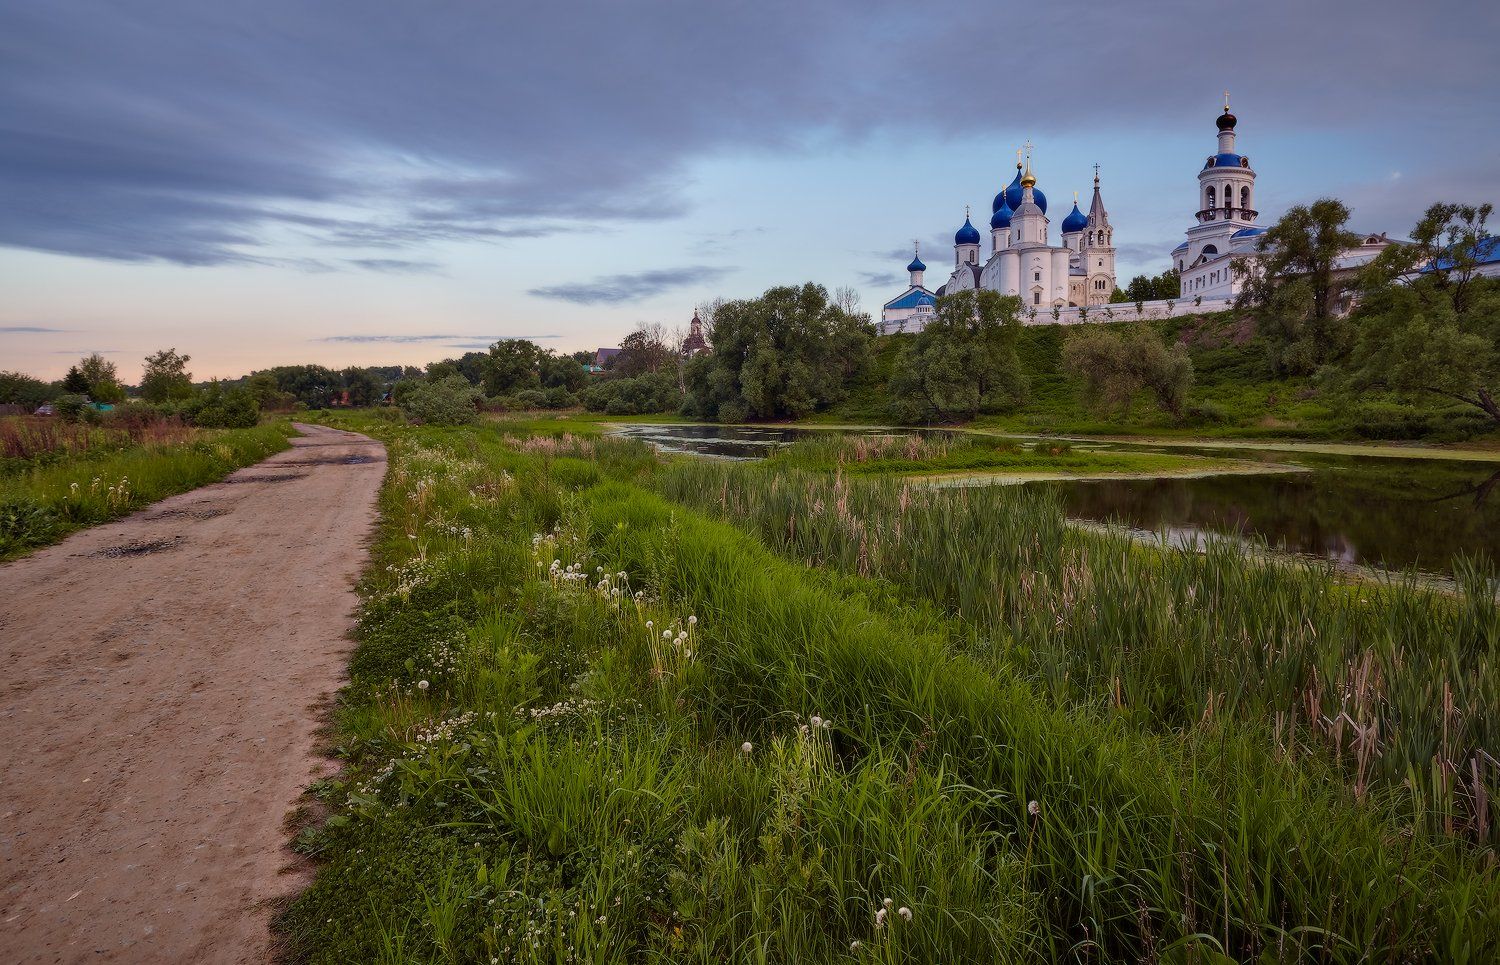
[879,146,1117,334]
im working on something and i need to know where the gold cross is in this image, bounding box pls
[1224,90,1231,109]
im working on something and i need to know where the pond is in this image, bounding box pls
[610,424,1500,579]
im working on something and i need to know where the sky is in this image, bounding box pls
[2,0,1497,381]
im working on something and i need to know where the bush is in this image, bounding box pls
[179,385,260,428]
[514,388,549,409]
[581,372,682,415]
[1185,400,1232,425]
[400,375,481,426]
[53,394,90,424]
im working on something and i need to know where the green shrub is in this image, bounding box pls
[400,375,481,426]
[582,371,681,415]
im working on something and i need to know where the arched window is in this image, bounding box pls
[1178,259,1183,271]
[1240,186,1250,209]
[1206,186,1216,209]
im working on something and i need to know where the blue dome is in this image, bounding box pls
[990,196,1013,229]
[1205,152,1245,169]
[954,216,981,246]
[907,254,927,272]
[1061,202,1088,233]
[1231,226,1265,239]
[1003,169,1047,214]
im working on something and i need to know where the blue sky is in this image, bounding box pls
[2,0,1496,380]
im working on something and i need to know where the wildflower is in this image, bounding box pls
[1027,800,1040,817]
[417,680,430,692]
[688,615,697,626]
[663,629,672,639]
[810,715,823,727]
[874,908,887,929]
[740,742,753,754]
[882,898,893,910]
[850,940,861,951]
[898,906,912,921]
[646,621,654,629]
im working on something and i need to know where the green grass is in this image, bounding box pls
[278,414,1499,963]
[766,433,1250,479]
[0,420,294,559]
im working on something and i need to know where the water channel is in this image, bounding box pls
[612,423,1500,579]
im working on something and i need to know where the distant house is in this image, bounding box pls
[1423,235,1500,280]
[588,347,622,373]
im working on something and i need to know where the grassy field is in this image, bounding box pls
[815,313,1500,444]
[0,417,294,559]
[278,414,1498,963]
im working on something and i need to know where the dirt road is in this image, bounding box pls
[0,423,384,963]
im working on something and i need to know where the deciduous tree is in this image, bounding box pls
[1062,325,1194,418]
[887,289,1028,422]
[140,348,194,402]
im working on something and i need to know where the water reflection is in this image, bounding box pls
[613,423,1500,577]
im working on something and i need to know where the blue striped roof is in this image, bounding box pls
[883,288,936,310]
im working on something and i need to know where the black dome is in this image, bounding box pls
[1216,108,1237,132]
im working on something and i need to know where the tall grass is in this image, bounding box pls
[658,459,1500,846]
[280,418,1499,963]
[0,420,294,558]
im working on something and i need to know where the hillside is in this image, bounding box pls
[819,311,1500,443]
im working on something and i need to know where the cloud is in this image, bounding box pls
[857,270,901,287]
[318,333,560,344]
[1,2,1494,269]
[0,325,71,334]
[528,266,734,305]
[347,258,442,274]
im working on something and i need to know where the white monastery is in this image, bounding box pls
[879,97,1398,334]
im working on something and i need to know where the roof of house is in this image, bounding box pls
[883,287,935,310]
[1424,235,1500,272]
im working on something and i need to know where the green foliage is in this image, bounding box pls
[683,283,872,422]
[139,348,195,402]
[75,352,125,403]
[400,374,481,425]
[582,371,682,415]
[53,394,91,423]
[1061,324,1194,418]
[887,289,1028,422]
[1341,202,1500,424]
[484,339,544,396]
[61,366,90,395]
[0,371,59,409]
[539,352,587,392]
[341,366,384,407]
[258,364,343,407]
[1121,267,1180,302]
[1237,198,1361,374]
[178,382,261,428]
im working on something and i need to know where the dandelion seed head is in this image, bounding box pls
[1027,800,1040,816]
[417,680,430,691]
[740,741,753,754]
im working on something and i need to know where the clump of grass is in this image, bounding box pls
[280,416,1500,963]
[0,420,294,558]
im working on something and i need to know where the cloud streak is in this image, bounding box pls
[317,333,561,344]
[1,325,72,334]
[528,266,734,305]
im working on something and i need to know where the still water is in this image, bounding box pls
[612,423,1500,578]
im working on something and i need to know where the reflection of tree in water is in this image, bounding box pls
[1046,459,1500,575]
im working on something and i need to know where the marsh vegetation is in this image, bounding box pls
[280,414,1498,963]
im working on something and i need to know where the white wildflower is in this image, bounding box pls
[417,680,430,692]
[740,742,753,754]
[898,906,912,921]
[1027,800,1040,816]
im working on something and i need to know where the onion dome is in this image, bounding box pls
[1061,201,1088,233]
[907,253,927,272]
[954,215,981,246]
[1217,105,1237,132]
[1004,170,1046,213]
[990,195,1013,229]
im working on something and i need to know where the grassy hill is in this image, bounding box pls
[817,311,1499,443]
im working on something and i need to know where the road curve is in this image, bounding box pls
[0,423,384,964]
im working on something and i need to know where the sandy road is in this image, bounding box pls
[0,423,384,964]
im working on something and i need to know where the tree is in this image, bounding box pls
[887,288,1029,422]
[1122,268,1180,302]
[1061,325,1194,419]
[264,365,341,407]
[140,349,194,402]
[62,366,90,395]
[0,371,58,409]
[77,353,125,402]
[1236,198,1361,374]
[539,352,586,392]
[340,367,383,407]
[1340,202,1500,425]
[484,339,543,396]
[613,324,677,378]
[244,372,296,410]
[833,286,862,314]
[682,283,871,422]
